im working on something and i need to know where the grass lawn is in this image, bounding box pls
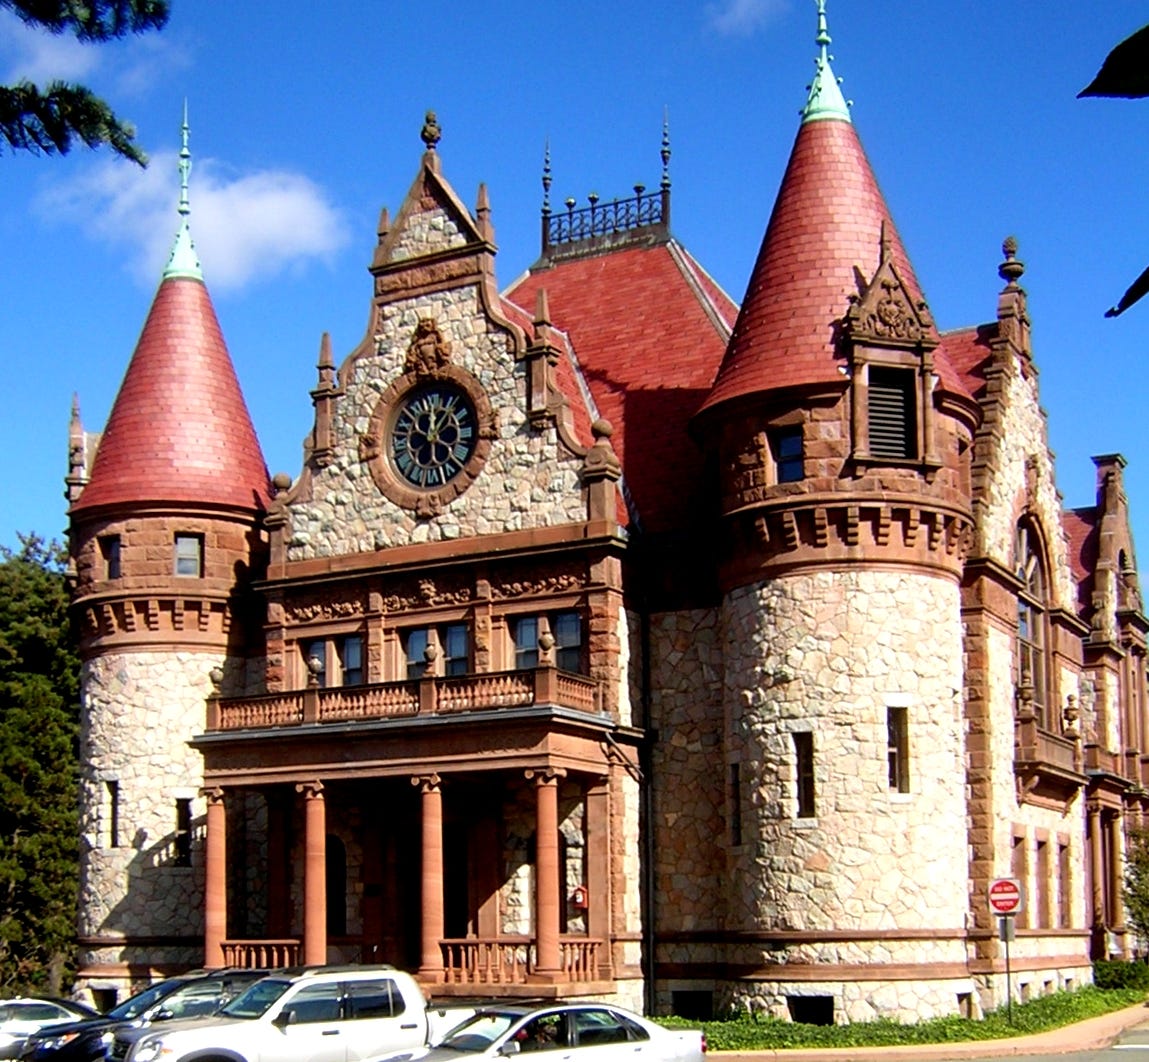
[658,987,1147,1050]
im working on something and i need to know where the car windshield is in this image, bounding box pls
[218,980,292,1020]
[108,982,184,1021]
[438,1012,520,1052]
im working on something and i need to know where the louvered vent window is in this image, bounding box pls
[868,367,917,460]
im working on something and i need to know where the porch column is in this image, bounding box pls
[1089,801,1105,926]
[201,786,226,968]
[586,777,612,978]
[414,774,444,980]
[297,781,326,965]
[1109,811,1126,933]
[527,767,566,978]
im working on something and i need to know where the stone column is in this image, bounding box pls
[527,767,566,978]
[585,776,612,979]
[201,787,227,968]
[1089,801,1105,927]
[297,781,326,965]
[1109,812,1126,933]
[414,774,444,980]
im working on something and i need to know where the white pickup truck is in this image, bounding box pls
[120,966,441,1062]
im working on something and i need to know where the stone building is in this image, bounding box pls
[67,7,1149,1024]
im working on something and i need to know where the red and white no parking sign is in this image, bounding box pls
[988,877,1025,916]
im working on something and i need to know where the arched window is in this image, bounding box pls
[1016,522,1049,728]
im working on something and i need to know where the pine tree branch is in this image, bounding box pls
[0,80,146,164]
[0,0,169,42]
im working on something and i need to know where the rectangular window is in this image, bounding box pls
[339,635,363,685]
[106,780,120,848]
[887,707,909,792]
[174,798,192,867]
[99,534,121,579]
[553,611,582,672]
[771,425,804,483]
[794,731,815,819]
[1058,840,1071,928]
[1011,830,1028,929]
[442,624,469,677]
[174,533,203,577]
[729,763,742,846]
[514,616,539,670]
[868,367,917,460]
[1036,838,1051,927]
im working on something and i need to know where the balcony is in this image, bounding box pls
[207,666,602,732]
[1015,709,1087,809]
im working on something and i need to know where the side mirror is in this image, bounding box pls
[272,1011,296,1029]
[498,1042,521,1057]
[153,1010,174,1022]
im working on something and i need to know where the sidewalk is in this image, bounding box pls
[715,1000,1149,1061]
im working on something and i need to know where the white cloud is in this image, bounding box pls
[37,151,352,291]
[0,13,100,83]
[705,0,789,37]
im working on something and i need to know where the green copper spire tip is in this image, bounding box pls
[164,101,203,281]
[802,0,851,124]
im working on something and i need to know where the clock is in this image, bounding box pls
[390,383,477,488]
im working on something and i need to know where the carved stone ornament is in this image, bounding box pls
[404,318,452,376]
[362,322,496,517]
[287,594,364,622]
[845,225,935,349]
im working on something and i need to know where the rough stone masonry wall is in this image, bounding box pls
[78,650,218,993]
[720,569,970,1022]
[287,263,586,559]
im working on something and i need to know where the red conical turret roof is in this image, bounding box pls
[70,275,270,515]
[699,117,933,415]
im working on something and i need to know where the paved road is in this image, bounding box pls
[955,1019,1149,1062]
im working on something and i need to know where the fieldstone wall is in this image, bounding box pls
[286,283,586,560]
[78,650,218,995]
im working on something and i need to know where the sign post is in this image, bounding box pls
[988,878,1025,1024]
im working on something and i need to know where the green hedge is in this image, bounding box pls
[1094,959,1149,991]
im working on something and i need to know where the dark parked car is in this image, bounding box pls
[0,999,99,1060]
[20,971,268,1062]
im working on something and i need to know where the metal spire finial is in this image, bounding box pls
[801,0,851,124]
[660,108,671,190]
[163,102,203,281]
[542,139,552,213]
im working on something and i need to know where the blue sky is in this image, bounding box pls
[3,1,1149,563]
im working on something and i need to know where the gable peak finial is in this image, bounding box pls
[660,108,671,190]
[802,0,851,124]
[163,101,203,281]
[542,138,552,214]
[421,110,442,151]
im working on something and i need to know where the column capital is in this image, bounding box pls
[200,785,226,804]
[525,766,566,786]
[411,773,442,792]
[296,780,325,800]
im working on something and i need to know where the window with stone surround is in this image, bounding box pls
[1011,828,1028,929]
[1058,838,1071,927]
[106,780,120,848]
[729,763,743,846]
[99,534,121,580]
[174,533,203,577]
[1036,836,1051,927]
[867,367,917,460]
[770,425,804,483]
[887,707,909,792]
[794,731,815,819]
[301,634,365,687]
[1015,522,1049,728]
[512,611,584,673]
[174,798,192,867]
[405,624,469,678]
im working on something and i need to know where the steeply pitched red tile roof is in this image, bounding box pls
[71,277,270,515]
[699,117,968,415]
[505,241,735,533]
[1063,507,1099,617]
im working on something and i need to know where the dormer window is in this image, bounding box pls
[867,367,917,460]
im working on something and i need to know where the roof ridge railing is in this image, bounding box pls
[542,184,670,255]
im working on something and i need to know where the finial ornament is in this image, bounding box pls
[421,110,442,150]
[163,102,203,281]
[660,108,671,190]
[999,235,1025,286]
[542,139,552,213]
[801,0,851,124]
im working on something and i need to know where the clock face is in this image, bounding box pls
[390,384,478,488]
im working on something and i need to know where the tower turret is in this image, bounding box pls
[695,3,981,1022]
[67,112,270,1001]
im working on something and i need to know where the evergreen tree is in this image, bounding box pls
[0,536,80,992]
[0,0,169,165]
